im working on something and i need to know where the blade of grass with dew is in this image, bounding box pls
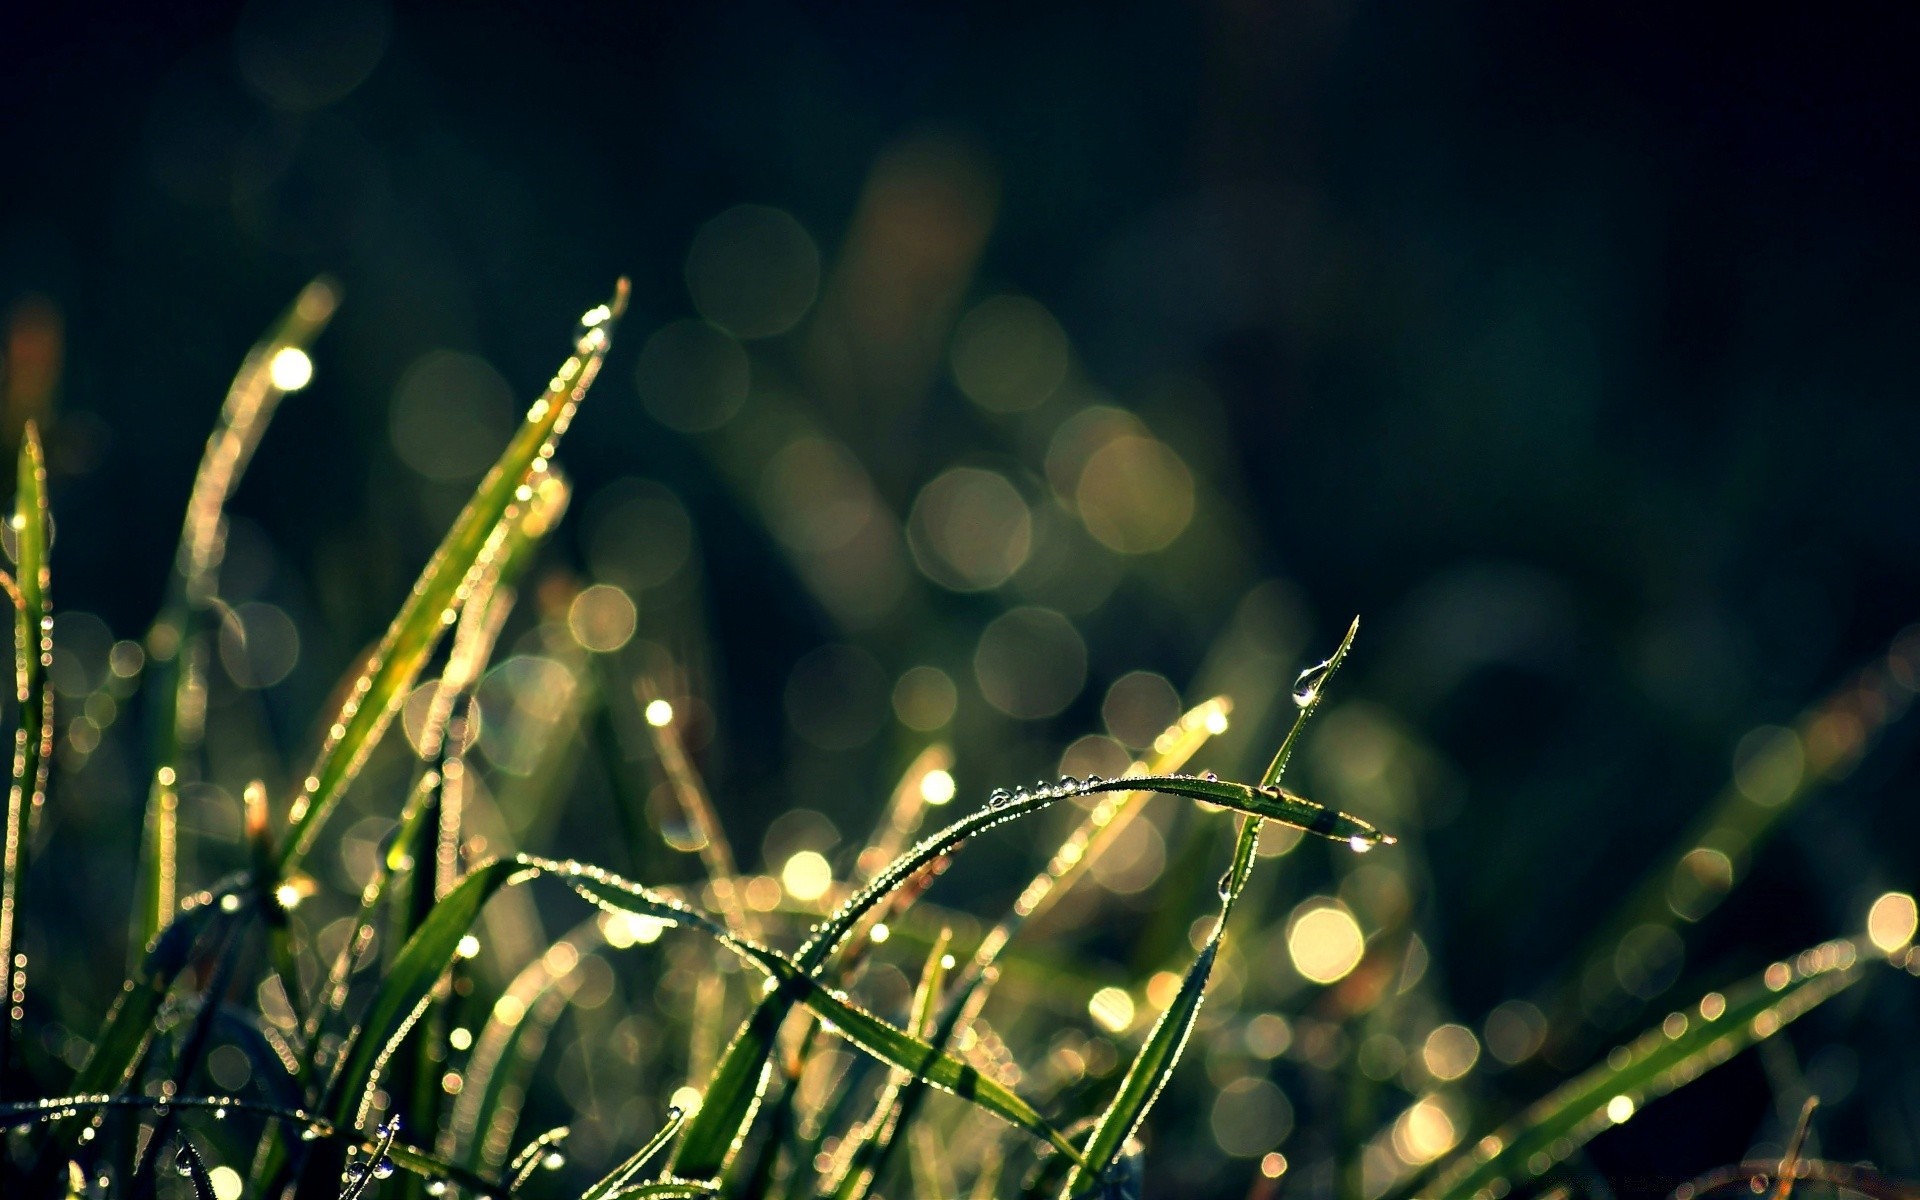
[277,282,626,876]
[446,918,603,1171]
[1060,624,1358,1197]
[173,1135,218,1200]
[583,1107,689,1200]
[850,699,1232,1198]
[139,278,339,950]
[553,866,1083,1164]
[671,766,1388,1178]
[1412,939,1867,1200]
[26,884,242,1194]
[506,1124,569,1192]
[824,929,952,1200]
[0,423,51,1100]
[640,680,755,940]
[1543,628,1919,1058]
[1060,809,1268,1198]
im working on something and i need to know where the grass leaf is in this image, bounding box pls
[140,278,339,946]
[583,1107,688,1200]
[277,282,626,874]
[1416,939,1867,1200]
[0,422,51,1097]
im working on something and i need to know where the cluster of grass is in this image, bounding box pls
[0,281,1913,1200]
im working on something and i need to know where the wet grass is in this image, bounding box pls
[0,283,1914,1200]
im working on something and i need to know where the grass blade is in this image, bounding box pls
[583,1107,689,1200]
[140,277,339,946]
[854,700,1232,1198]
[0,422,51,1098]
[446,918,604,1170]
[752,964,1084,1167]
[1061,813,1265,1198]
[1061,622,1361,1198]
[173,1135,218,1200]
[639,681,756,940]
[277,282,627,874]
[823,930,952,1200]
[673,760,1390,1179]
[1415,939,1867,1200]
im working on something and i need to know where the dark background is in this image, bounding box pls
[3,2,1917,1197]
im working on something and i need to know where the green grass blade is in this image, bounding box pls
[141,278,339,947]
[751,964,1084,1167]
[605,1184,721,1199]
[1062,815,1266,1198]
[669,989,784,1178]
[0,422,51,1099]
[804,771,1388,968]
[323,856,725,1131]
[446,918,603,1171]
[277,281,627,874]
[1263,615,1359,787]
[676,761,1392,1181]
[822,931,952,1200]
[320,860,525,1130]
[1415,939,1867,1200]
[583,1107,688,1200]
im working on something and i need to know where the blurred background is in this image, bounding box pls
[3,2,1918,1198]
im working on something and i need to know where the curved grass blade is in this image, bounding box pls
[672,765,1390,1178]
[749,965,1084,1167]
[446,918,603,1170]
[1415,939,1867,1200]
[606,1184,722,1199]
[278,281,627,874]
[583,1107,688,1200]
[0,422,51,1099]
[853,700,1231,1199]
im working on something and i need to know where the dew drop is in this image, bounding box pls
[1201,771,1219,782]
[344,1162,368,1182]
[988,788,1011,810]
[427,1182,449,1196]
[1085,775,1103,786]
[173,1147,194,1176]
[543,1151,565,1170]
[1293,657,1335,708]
[373,1157,396,1179]
[1349,836,1373,853]
[1057,776,1080,790]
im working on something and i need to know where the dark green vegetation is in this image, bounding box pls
[0,284,1914,1200]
